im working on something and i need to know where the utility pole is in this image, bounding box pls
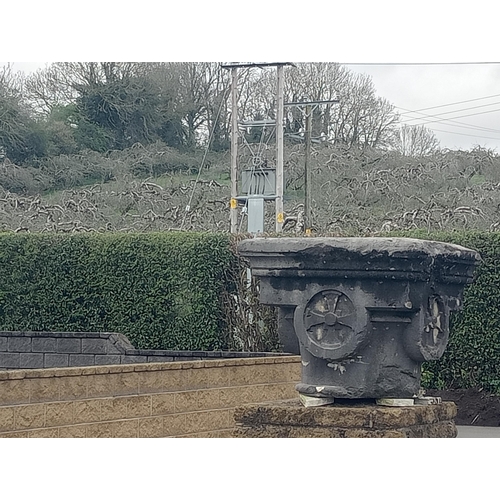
[230,67,238,233]
[275,65,285,233]
[304,104,312,234]
[221,62,295,234]
[284,99,339,234]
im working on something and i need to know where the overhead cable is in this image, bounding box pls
[397,107,500,134]
[397,93,500,116]
[400,100,500,124]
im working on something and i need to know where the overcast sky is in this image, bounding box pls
[3,0,500,152]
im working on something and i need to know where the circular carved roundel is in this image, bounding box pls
[304,290,355,348]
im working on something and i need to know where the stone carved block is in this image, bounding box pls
[238,237,480,401]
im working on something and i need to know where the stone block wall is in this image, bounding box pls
[0,355,301,438]
[0,331,288,370]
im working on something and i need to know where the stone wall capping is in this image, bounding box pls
[0,330,296,370]
[0,355,300,382]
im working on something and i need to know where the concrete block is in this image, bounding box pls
[138,417,164,438]
[0,353,20,369]
[45,402,74,427]
[87,372,139,397]
[82,338,108,355]
[175,389,220,413]
[0,337,8,352]
[32,331,56,337]
[44,353,70,368]
[172,356,202,361]
[124,349,141,356]
[121,355,148,364]
[146,356,175,363]
[58,425,87,438]
[58,376,87,401]
[100,397,129,421]
[29,377,61,403]
[20,353,44,369]
[14,403,46,430]
[32,337,57,353]
[95,355,122,366]
[106,334,134,354]
[0,407,15,432]
[112,333,135,350]
[184,409,231,434]
[204,351,223,358]
[69,354,95,367]
[126,395,152,418]
[8,336,32,353]
[107,341,126,354]
[80,332,101,338]
[111,420,139,438]
[151,393,176,416]
[73,400,101,424]
[163,414,187,437]
[27,428,60,438]
[86,422,114,438]
[139,349,166,357]
[57,338,81,354]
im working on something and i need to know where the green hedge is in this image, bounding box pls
[0,232,233,350]
[2,230,500,393]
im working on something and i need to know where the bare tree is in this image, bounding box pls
[24,63,146,115]
[392,124,440,156]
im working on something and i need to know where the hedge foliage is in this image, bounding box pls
[0,232,233,350]
[2,230,500,393]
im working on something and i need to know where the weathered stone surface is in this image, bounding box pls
[82,339,108,355]
[44,353,70,368]
[19,353,44,369]
[8,337,32,353]
[238,237,480,401]
[238,237,480,274]
[234,399,458,438]
[32,337,57,353]
[57,338,81,354]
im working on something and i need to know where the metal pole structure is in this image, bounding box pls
[304,104,312,234]
[284,99,339,235]
[230,67,238,233]
[276,65,284,233]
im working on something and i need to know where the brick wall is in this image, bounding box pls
[0,331,289,370]
[0,356,301,438]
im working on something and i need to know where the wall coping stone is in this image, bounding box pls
[0,331,293,370]
[0,355,301,381]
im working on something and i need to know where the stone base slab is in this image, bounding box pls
[233,399,458,438]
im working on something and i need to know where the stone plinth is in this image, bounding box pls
[234,399,458,438]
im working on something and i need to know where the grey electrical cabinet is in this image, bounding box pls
[247,197,265,233]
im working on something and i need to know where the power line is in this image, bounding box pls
[397,106,500,134]
[406,107,500,127]
[399,100,500,124]
[397,93,500,116]
[341,62,500,66]
[427,127,500,141]
[398,106,500,132]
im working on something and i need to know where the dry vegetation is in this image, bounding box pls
[2,141,500,235]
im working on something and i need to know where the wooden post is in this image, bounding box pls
[276,65,284,233]
[304,104,312,234]
[230,67,238,233]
